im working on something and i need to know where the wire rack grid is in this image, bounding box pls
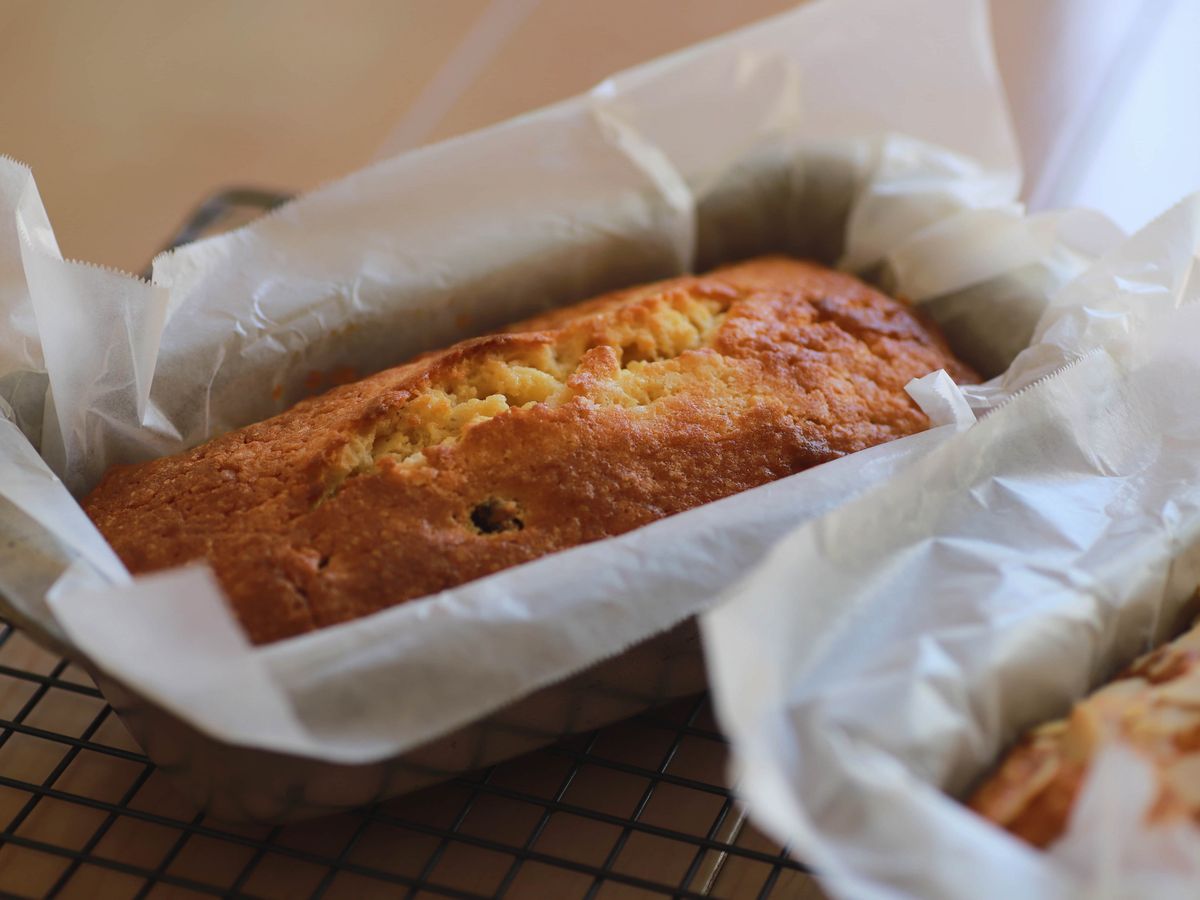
[0,190,820,898]
[0,623,818,898]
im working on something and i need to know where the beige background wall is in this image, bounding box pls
[0,0,797,273]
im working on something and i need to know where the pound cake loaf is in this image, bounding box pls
[970,618,1200,848]
[85,257,975,644]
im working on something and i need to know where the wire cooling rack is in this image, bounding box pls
[0,189,822,899]
[0,624,818,898]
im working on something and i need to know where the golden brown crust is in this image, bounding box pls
[84,257,975,644]
[970,619,1200,848]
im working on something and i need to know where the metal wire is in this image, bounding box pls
[0,621,811,898]
[0,190,816,898]
[139,187,293,279]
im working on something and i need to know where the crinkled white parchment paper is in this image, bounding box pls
[0,0,1120,765]
[702,196,1200,900]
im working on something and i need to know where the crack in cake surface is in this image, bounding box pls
[326,290,732,493]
